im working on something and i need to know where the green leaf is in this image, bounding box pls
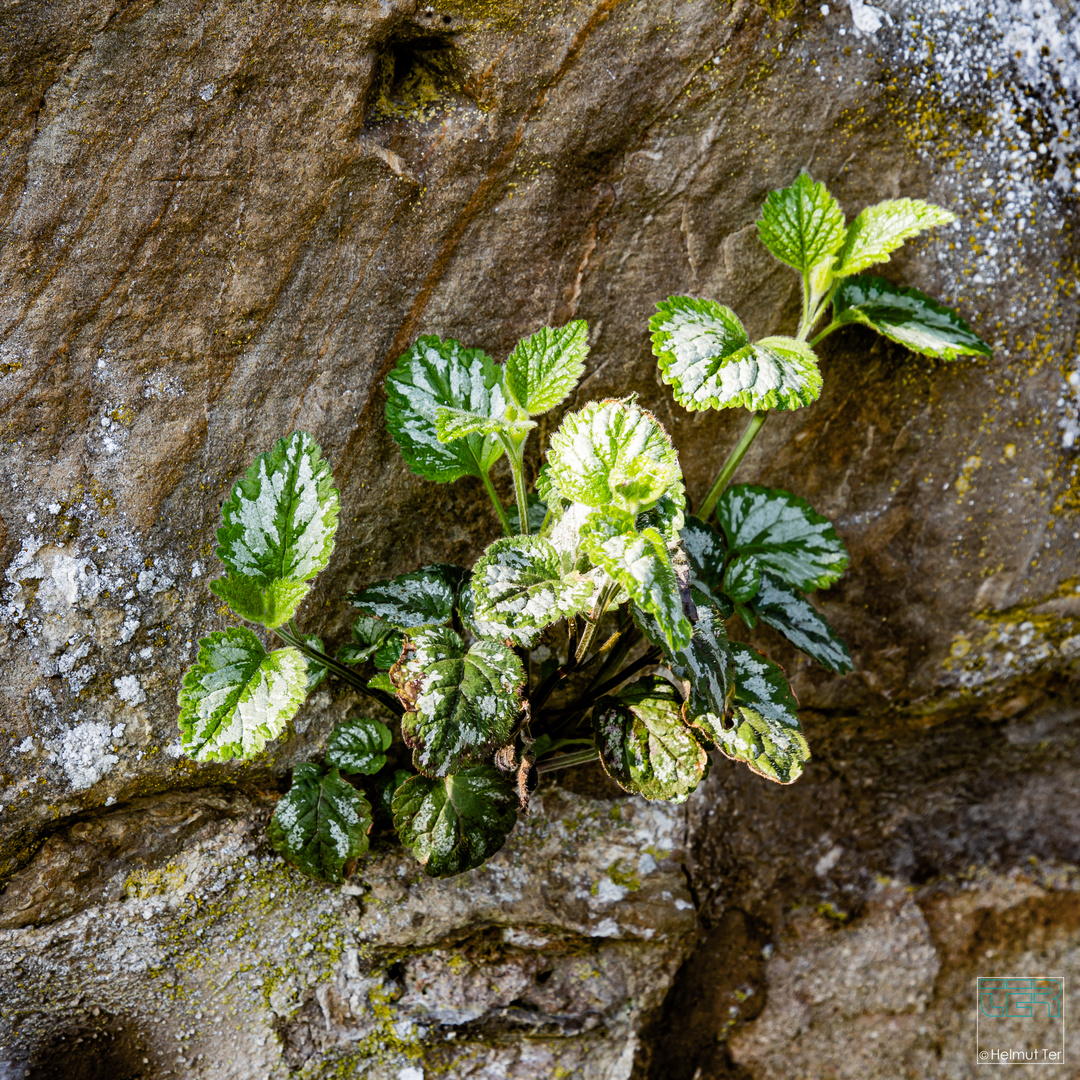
[723,555,761,603]
[368,672,397,694]
[349,563,465,630]
[178,627,308,761]
[211,431,340,629]
[386,336,506,483]
[836,198,955,277]
[377,768,413,816]
[434,404,535,442]
[650,297,822,412]
[268,764,372,883]
[458,576,542,646]
[300,634,329,691]
[535,464,563,509]
[472,534,595,632]
[757,172,846,277]
[680,515,728,602]
[326,716,394,774]
[631,602,734,729]
[752,573,853,673]
[581,507,692,652]
[594,677,708,802]
[717,484,848,591]
[396,627,524,776]
[546,398,681,513]
[392,766,518,877]
[831,275,992,360]
[506,493,549,535]
[713,642,809,784]
[504,320,589,415]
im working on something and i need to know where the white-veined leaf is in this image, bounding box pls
[434,404,535,442]
[210,431,339,628]
[651,297,822,412]
[504,320,589,415]
[708,642,808,784]
[594,677,708,802]
[757,172,846,276]
[831,275,991,360]
[392,766,518,878]
[473,534,595,632]
[581,507,691,651]
[326,716,394,774]
[301,634,329,691]
[836,198,954,277]
[752,573,853,673]
[546,398,682,513]
[267,764,372,883]
[386,336,507,483]
[349,563,465,630]
[717,484,848,591]
[395,627,524,776]
[723,554,761,604]
[680,515,727,601]
[458,576,541,646]
[178,627,308,761]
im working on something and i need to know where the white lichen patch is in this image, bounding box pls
[57,719,120,790]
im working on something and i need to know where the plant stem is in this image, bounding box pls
[496,432,531,535]
[698,409,768,521]
[278,624,402,714]
[810,321,840,348]
[536,748,600,774]
[480,469,513,537]
[575,581,617,664]
[581,647,661,703]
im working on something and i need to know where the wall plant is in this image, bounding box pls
[176,173,990,881]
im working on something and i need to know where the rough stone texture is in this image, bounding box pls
[1,0,1080,1076]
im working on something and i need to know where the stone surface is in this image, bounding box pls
[0,0,1079,1076]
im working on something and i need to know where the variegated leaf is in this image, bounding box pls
[580,507,691,652]
[349,563,465,630]
[210,431,339,628]
[326,716,394,774]
[757,172,846,277]
[178,627,308,762]
[504,320,589,415]
[680,515,728,602]
[716,484,848,591]
[752,573,853,673]
[392,767,518,877]
[434,404,535,442]
[267,764,372,883]
[472,534,595,632]
[385,336,506,483]
[650,297,822,412]
[831,275,991,360]
[723,554,761,603]
[836,198,954,277]
[710,642,809,784]
[593,677,708,802]
[546,398,681,513]
[396,627,524,776]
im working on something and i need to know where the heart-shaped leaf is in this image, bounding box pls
[396,627,524,776]
[326,716,394,774]
[504,320,589,415]
[386,336,507,483]
[717,484,848,591]
[349,563,465,630]
[472,534,595,632]
[392,766,518,877]
[268,764,372,883]
[831,275,991,360]
[836,198,954,277]
[723,554,761,603]
[751,574,853,673]
[651,297,822,412]
[757,172,846,277]
[209,431,340,628]
[708,642,809,784]
[546,398,681,513]
[581,507,691,652]
[594,677,708,802]
[178,627,308,761]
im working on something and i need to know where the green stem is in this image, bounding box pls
[575,581,617,664]
[496,432,531,535]
[810,321,841,348]
[536,748,599,774]
[698,409,768,521]
[480,469,513,537]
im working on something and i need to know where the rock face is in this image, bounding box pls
[1,0,1079,1076]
